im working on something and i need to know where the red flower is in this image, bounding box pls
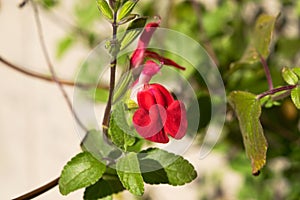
[132,83,188,143]
[130,21,185,71]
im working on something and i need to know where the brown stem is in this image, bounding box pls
[31,1,88,132]
[102,12,118,133]
[12,177,59,200]
[0,55,108,89]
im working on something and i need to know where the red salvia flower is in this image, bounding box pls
[132,83,188,143]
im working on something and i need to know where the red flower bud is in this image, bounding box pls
[130,21,160,68]
[132,83,188,143]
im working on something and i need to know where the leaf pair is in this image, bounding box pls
[59,148,197,198]
[96,0,138,22]
[115,148,197,196]
[282,67,300,109]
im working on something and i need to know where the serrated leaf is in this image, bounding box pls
[96,0,113,20]
[138,148,197,185]
[228,91,268,175]
[117,0,137,21]
[116,153,144,195]
[282,67,299,85]
[84,174,125,200]
[108,102,136,151]
[291,86,300,109]
[120,17,147,50]
[59,152,106,195]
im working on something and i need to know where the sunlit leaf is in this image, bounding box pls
[228,91,268,175]
[120,17,147,50]
[291,86,300,109]
[116,153,144,195]
[282,67,299,85]
[59,152,106,195]
[117,0,138,21]
[292,67,300,78]
[108,102,136,151]
[96,0,113,20]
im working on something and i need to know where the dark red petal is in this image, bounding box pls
[149,84,174,106]
[144,50,186,70]
[144,130,169,143]
[130,49,145,69]
[165,101,188,139]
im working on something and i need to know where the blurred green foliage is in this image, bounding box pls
[40,0,300,199]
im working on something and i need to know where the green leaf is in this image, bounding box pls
[118,14,138,25]
[96,0,113,20]
[108,101,136,151]
[291,86,300,109]
[228,91,268,175]
[56,36,74,59]
[253,14,277,58]
[138,148,197,185]
[120,17,147,50]
[116,153,144,195]
[292,67,300,79]
[230,14,277,71]
[117,0,137,21]
[84,174,125,200]
[59,152,106,195]
[81,130,118,160]
[282,67,299,85]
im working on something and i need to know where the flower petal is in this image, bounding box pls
[130,21,160,68]
[133,104,168,143]
[137,87,156,110]
[144,50,186,70]
[165,101,188,139]
[149,84,174,107]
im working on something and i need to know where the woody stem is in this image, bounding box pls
[102,11,119,134]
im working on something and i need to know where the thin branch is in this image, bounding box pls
[12,177,59,200]
[259,54,274,90]
[18,0,29,8]
[256,85,297,99]
[0,55,108,89]
[31,1,88,132]
[102,12,118,133]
